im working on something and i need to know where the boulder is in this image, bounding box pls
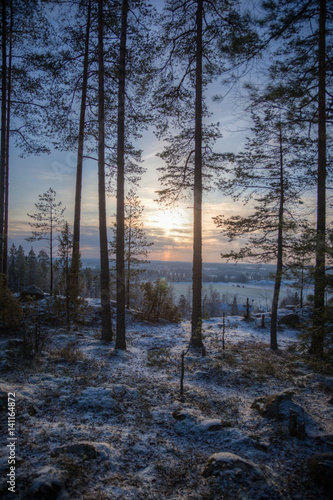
[172,408,187,421]
[20,285,44,301]
[278,313,300,328]
[251,391,294,420]
[51,442,97,460]
[51,441,115,462]
[202,452,261,478]
[307,453,333,489]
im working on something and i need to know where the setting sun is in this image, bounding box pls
[155,209,190,236]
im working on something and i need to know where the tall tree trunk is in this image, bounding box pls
[0,0,7,275]
[98,0,112,342]
[270,124,284,350]
[191,0,203,348]
[115,0,128,350]
[3,0,11,276]
[72,0,91,296]
[126,219,131,309]
[50,202,53,295]
[310,0,326,356]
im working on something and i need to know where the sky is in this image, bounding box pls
[8,117,248,262]
[7,0,256,264]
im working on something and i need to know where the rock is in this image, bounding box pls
[20,285,44,301]
[278,313,300,327]
[308,453,333,489]
[51,442,97,460]
[29,466,64,499]
[51,441,114,461]
[201,419,225,432]
[251,391,294,420]
[202,452,261,478]
[328,395,333,405]
[172,408,186,421]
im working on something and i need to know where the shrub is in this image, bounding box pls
[139,279,181,323]
[0,273,23,331]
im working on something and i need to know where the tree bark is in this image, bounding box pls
[270,123,284,350]
[72,0,91,296]
[98,0,112,342]
[191,0,203,349]
[0,0,7,275]
[310,0,326,356]
[115,0,128,350]
[50,201,53,295]
[3,0,12,276]
[126,216,131,309]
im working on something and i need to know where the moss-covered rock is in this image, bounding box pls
[251,391,294,420]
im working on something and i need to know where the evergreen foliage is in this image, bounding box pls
[140,278,181,323]
[0,273,22,331]
[53,222,87,329]
[26,188,66,295]
[110,189,153,309]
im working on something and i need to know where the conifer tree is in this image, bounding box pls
[98,0,113,342]
[72,0,92,301]
[27,247,37,286]
[154,0,256,348]
[26,188,66,295]
[0,0,55,275]
[110,189,153,309]
[214,83,311,349]
[259,0,332,355]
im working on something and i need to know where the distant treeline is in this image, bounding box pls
[7,244,100,298]
[81,259,279,284]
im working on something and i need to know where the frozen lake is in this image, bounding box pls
[169,281,313,310]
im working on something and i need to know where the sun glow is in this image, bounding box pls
[155,209,190,236]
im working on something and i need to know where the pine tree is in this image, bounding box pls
[259,0,332,355]
[115,0,129,350]
[98,0,113,342]
[15,245,26,293]
[55,221,85,329]
[8,243,17,292]
[72,0,92,302]
[26,188,66,295]
[0,0,7,275]
[214,83,311,349]
[36,249,49,293]
[0,0,56,274]
[110,189,153,309]
[27,247,37,286]
[154,0,256,348]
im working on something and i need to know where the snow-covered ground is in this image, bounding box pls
[0,307,332,499]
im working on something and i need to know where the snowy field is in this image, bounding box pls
[0,307,332,499]
[169,281,314,310]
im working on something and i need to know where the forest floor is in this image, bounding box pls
[0,305,332,499]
